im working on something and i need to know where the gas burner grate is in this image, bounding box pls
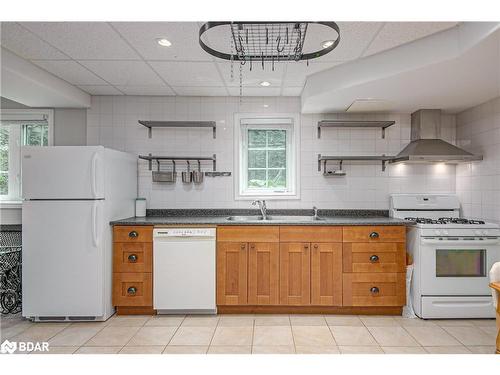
[405,217,486,225]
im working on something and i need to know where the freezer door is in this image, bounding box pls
[22,146,105,199]
[22,200,105,318]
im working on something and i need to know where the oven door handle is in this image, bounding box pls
[421,238,500,245]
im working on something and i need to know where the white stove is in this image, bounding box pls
[390,194,500,319]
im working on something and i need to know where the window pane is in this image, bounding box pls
[248,150,266,168]
[0,173,7,195]
[0,126,8,172]
[248,130,266,148]
[24,124,41,146]
[248,169,267,188]
[267,169,286,188]
[268,130,286,147]
[268,150,286,168]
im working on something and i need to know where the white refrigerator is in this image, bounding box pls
[21,146,137,321]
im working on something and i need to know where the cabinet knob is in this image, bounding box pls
[128,254,138,263]
[127,286,137,295]
[128,231,138,238]
[304,245,309,250]
[313,244,318,249]
[369,232,379,239]
[250,244,255,249]
[369,254,379,263]
[240,244,246,250]
[370,286,380,295]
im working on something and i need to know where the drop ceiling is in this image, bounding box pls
[0,21,457,97]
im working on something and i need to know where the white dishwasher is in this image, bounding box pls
[153,228,216,314]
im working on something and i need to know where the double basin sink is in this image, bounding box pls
[226,215,324,222]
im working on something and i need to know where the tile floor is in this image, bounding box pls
[0,313,497,354]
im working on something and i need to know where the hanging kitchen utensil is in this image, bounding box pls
[152,160,177,183]
[182,161,193,184]
[193,160,204,184]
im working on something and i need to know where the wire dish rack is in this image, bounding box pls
[0,230,22,315]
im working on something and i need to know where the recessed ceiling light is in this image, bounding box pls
[260,81,271,87]
[157,38,172,47]
[322,40,335,49]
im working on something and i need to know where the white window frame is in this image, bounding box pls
[0,109,53,205]
[234,113,300,200]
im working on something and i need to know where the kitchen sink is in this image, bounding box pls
[225,215,324,222]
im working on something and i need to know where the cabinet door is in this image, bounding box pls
[311,243,343,306]
[248,242,280,305]
[217,242,248,305]
[279,243,311,305]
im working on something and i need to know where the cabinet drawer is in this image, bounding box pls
[343,243,406,273]
[113,226,153,243]
[113,243,152,273]
[342,226,405,243]
[279,226,342,243]
[217,226,279,242]
[113,273,152,307]
[343,273,405,307]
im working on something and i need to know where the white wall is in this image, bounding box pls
[456,96,500,222]
[87,95,457,210]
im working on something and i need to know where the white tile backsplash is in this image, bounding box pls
[456,96,500,223]
[87,96,456,210]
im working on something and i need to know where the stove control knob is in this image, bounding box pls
[442,230,449,235]
[434,230,441,236]
[482,230,488,235]
[475,230,482,235]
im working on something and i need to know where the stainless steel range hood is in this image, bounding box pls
[390,109,482,164]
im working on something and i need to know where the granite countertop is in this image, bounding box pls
[110,209,409,226]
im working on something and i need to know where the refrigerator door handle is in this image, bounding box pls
[92,202,99,247]
[91,151,99,198]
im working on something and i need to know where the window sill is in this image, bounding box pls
[0,201,22,209]
[235,193,300,200]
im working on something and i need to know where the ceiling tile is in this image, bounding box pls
[0,22,69,60]
[283,61,342,86]
[217,62,284,87]
[20,22,140,60]
[172,87,228,96]
[150,61,224,87]
[304,22,383,62]
[363,22,458,57]
[111,22,210,61]
[78,85,123,95]
[228,87,281,96]
[282,87,303,96]
[79,60,161,86]
[115,85,175,96]
[32,60,106,85]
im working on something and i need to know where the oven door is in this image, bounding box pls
[419,237,500,296]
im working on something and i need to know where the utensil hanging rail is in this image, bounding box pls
[138,120,217,139]
[139,154,217,172]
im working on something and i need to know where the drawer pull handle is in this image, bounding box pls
[369,255,379,263]
[127,286,137,295]
[370,286,380,295]
[128,231,138,238]
[369,232,379,239]
[128,254,138,263]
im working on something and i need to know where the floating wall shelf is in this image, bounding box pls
[318,154,395,173]
[139,154,217,172]
[317,120,395,139]
[138,120,217,139]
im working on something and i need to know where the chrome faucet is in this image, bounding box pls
[313,206,319,219]
[252,200,268,220]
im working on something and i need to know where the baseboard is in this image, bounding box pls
[217,305,403,315]
[115,306,156,315]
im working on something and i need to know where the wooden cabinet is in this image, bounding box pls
[113,225,153,314]
[343,226,405,243]
[216,242,248,305]
[343,243,405,273]
[279,243,311,305]
[343,273,405,306]
[311,242,342,306]
[248,242,279,305]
